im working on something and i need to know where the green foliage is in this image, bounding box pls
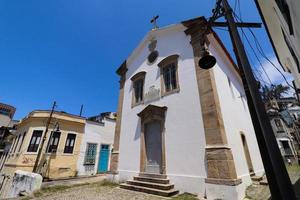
[171,193,199,200]
[286,164,300,173]
[33,180,118,198]
[99,180,119,187]
[260,84,291,102]
[34,183,89,197]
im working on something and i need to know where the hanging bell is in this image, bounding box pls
[198,50,217,69]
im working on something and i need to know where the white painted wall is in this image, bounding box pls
[118,25,207,195]
[77,119,115,176]
[117,24,264,199]
[209,35,264,190]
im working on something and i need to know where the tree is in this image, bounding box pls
[260,84,290,102]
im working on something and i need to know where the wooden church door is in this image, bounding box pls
[144,121,162,174]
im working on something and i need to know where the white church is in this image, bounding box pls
[109,16,264,200]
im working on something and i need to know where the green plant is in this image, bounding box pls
[100,180,119,187]
[172,193,199,200]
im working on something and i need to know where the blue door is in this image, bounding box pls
[98,144,110,173]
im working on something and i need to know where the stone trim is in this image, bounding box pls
[205,178,242,186]
[130,71,146,81]
[182,18,240,185]
[157,54,180,97]
[137,105,167,174]
[110,60,128,173]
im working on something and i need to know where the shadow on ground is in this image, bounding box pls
[293,177,300,199]
[245,164,300,200]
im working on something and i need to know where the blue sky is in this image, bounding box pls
[0,0,292,120]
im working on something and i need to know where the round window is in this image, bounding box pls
[147,51,159,64]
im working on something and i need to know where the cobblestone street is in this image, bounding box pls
[26,183,166,200]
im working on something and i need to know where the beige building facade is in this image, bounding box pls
[0,110,85,198]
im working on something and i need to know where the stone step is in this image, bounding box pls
[260,179,268,185]
[127,180,174,190]
[134,176,170,184]
[120,183,179,197]
[139,173,167,179]
[251,176,263,182]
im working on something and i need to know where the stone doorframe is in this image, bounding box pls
[137,105,167,174]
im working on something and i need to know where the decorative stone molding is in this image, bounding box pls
[137,105,167,174]
[110,61,128,173]
[157,55,179,68]
[182,17,241,185]
[130,71,146,81]
[205,178,242,186]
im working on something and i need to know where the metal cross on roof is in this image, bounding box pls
[150,15,159,30]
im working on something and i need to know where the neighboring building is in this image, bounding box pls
[276,97,298,110]
[109,17,264,200]
[267,109,297,159]
[77,112,116,176]
[255,0,300,92]
[0,103,15,128]
[0,103,17,170]
[0,110,85,198]
[281,105,300,151]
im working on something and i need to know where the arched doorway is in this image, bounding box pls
[138,105,167,175]
[240,133,254,174]
[144,121,162,174]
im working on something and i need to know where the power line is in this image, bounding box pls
[232,15,273,85]
[233,11,295,89]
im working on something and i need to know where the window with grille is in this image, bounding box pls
[17,132,26,153]
[64,133,76,154]
[47,131,61,153]
[134,79,144,104]
[158,54,179,96]
[131,71,146,107]
[84,143,97,165]
[27,130,43,152]
[274,119,284,132]
[163,63,177,92]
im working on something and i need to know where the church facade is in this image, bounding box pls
[109,17,264,200]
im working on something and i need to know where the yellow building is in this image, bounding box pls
[1,110,85,181]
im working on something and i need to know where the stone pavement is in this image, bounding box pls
[21,182,168,200]
[41,175,106,188]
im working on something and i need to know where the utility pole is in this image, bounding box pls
[218,0,296,199]
[33,101,56,173]
[79,104,84,117]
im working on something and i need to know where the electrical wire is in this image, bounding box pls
[245,46,272,87]
[233,15,273,85]
[232,11,295,90]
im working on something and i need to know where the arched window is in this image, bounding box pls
[131,71,146,107]
[157,54,180,96]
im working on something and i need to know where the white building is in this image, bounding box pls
[255,0,300,91]
[77,112,116,176]
[0,103,15,128]
[268,109,297,159]
[0,103,16,171]
[109,17,264,200]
